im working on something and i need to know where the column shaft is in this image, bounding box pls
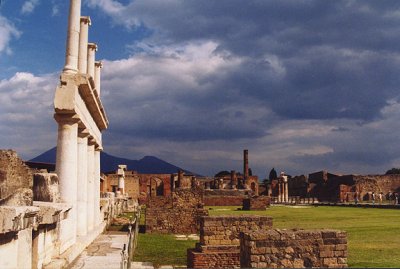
[94,149,101,226]
[64,0,81,73]
[55,115,79,248]
[77,135,88,236]
[78,17,91,73]
[94,61,102,95]
[87,43,97,78]
[87,143,95,231]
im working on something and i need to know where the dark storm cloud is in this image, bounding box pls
[83,0,400,175]
[108,0,400,121]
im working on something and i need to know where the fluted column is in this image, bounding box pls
[87,43,97,78]
[285,182,289,203]
[78,16,91,73]
[77,132,89,236]
[63,0,81,73]
[94,148,101,226]
[54,114,79,249]
[87,141,95,231]
[94,61,103,95]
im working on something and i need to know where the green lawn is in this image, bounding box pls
[209,205,400,268]
[133,234,196,267]
[133,205,400,268]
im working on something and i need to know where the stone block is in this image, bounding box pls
[33,173,61,202]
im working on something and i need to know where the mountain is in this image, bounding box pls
[29,147,195,174]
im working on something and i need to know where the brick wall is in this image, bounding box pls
[242,196,271,210]
[145,188,208,234]
[203,189,250,206]
[0,150,33,206]
[188,215,273,269]
[240,229,348,268]
[200,216,273,246]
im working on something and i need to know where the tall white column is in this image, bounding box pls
[94,61,103,95]
[54,114,79,249]
[78,16,91,74]
[285,182,289,203]
[87,43,97,78]
[94,148,101,226]
[63,0,81,73]
[77,133,88,236]
[87,142,95,231]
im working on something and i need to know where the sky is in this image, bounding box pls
[1,0,400,178]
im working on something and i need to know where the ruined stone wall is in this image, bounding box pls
[138,174,172,203]
[0,150,33,206]
[145,188,208,234]
[203,189,249,206]
[242,196,270,210]
[240,229,348,268]
[188,215,273,269]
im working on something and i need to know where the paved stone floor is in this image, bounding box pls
[68,231,155,269]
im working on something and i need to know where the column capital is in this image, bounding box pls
[54,114,80,125]
[78,128,90,138]
[88,43,98,51]
[95,61,103,68]
[95,145,103,151]
[80,16,91,25]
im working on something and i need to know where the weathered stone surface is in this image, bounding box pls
[0,150,33,206]
[188,215,273,269]
[240,229,348,268]
[242,196,271,210]
[145,188,208,234]
[0,206,39,234]
[33,173,61,203]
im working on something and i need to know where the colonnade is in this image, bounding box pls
[54,0,109,250]
[277,174,289,203]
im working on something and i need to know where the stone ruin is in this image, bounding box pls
[0,150,33,206]
[145,187,208,234]
[188,215,348,269]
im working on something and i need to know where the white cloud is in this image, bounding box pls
[0,16,20,55]
[21,0,40,15]
[0,72,58,159]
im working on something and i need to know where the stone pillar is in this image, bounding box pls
[87,141,95,231]
[243,149,249,179]
[54,114,79,249]
[63,0,81,73]
[94,148,101,226]
[87,43,97,78]
[277,181,281,203]
[94,61,103,95]
[78,16,91,74]
[77,132,88,236]
[230,170,237,189]
[285,182,289,203]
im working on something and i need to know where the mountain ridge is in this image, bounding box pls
[30,147,196,175]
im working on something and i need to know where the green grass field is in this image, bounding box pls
[133,205,400,268]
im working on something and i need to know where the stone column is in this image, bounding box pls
[230,170,237,189]
[94,148,101,226]
[277,181,281,203]
[63,0,81,73]
[54,114,79,249]
[87,141,95,231]
[78,16,91,74]
[77,132,88,236]
[87,43,97,78]
[243,149,249,179]
[285,182,289,203]
[94,61,103,95]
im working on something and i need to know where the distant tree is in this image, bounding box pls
[215,170,230,177]
[385,168,400,175]
[269,168,278,180]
